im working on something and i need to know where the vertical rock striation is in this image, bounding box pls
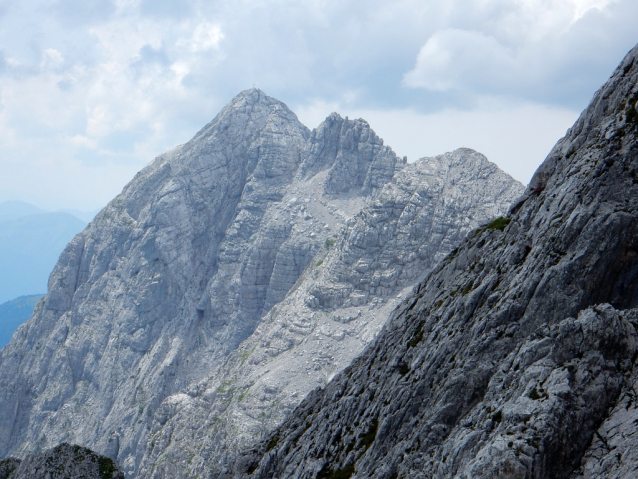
[222,43,638,479]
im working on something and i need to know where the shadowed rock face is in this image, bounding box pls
[0,458,20,479]
[0,88,523,479]
[0,443,125,479]
[221,43,638,479]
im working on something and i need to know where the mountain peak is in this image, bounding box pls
[225,87,282,110]
[185,88,309,150]
[220,42,638,479]
[0,78,526,479]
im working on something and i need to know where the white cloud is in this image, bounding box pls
[0,0,635,210]
[403,0,631,102]
[188,23,223,52]
[40,49,65,71]
[404,29,514,92]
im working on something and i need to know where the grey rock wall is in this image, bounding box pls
[222,42,638,479]
[0,89,408,478]
[0,89,315,476]
[134,149,522,478]
[298,112,403,196]
[0,86,523,479]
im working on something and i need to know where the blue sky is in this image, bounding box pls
[0,0,636,210]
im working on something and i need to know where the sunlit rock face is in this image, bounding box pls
[136,147,521,479]
[0,88,522,479]
[221,43,638,479]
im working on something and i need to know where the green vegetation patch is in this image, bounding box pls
[318,463,356,479]
[217,378,237,394]
[265,435,279,452]
[325,238,336,247]
[473,217,511,237]
[528,388,542,400]
[407,327,424,348]
[528,387,549,400]
[398,363,410,375]
[461,281,474,296]
[484,217,511,231]
[491,411,503,423]
[97,456,119,479]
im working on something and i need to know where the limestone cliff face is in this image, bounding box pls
[0,89,407,478]
[0,89,311,475]
[299,112,401,196]
[135,149,522,479]
[222,43,638,479]
[0,88,523,479]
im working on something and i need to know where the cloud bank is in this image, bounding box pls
[0,0,636,209]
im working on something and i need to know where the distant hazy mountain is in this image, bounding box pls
[0,295,43,348]
[0,200,42,223]
[0,212,86,304]
[0,200,99,223]
[0,200,93,304]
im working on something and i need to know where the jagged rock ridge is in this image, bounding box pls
[222,43,638,478]
[0,90,522,479]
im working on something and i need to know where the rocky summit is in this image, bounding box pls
[0,88,522,478]
[220,43,638,479]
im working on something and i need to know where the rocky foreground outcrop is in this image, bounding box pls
[0,89,522,478]
[221,43,638,479]
[0,443,124,479]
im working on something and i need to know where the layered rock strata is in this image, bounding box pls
[223,43,638,479]
[0,89,523,479]
[136,149,522,478]
[0,89,404,477]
